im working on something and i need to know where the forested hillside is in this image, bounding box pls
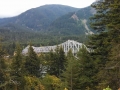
[0,4,79,30]
[48,6,94,35]
[0,4,93,54]
[0,5,94,46]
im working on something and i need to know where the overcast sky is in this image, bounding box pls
[0,0,96,18]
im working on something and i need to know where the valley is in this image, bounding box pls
[0,4,94,55]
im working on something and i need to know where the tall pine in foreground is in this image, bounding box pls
[77,46,97,90]
[10,43,24,90]
[48,46,66,78]
[24,45,40,77]
[90,0,120,89]
[11,43,23,77]
[62,50,79,90]
[58,46,67,77]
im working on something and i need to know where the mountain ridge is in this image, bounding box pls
[0,4,79,30]
[47,6,94,36]
[0,4,94,45]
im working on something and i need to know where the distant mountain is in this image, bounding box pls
[0,4,96,47]
[47,6,95,36]
[0,4,79,30]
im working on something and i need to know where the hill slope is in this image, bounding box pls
[47,6,94,36]
[0,5,96,46]
[0,4,79,30]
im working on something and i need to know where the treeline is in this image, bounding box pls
[0,43,92,90]
[0,27,86,55]
[0,25,87,46]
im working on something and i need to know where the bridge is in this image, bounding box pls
[22,40,87,55]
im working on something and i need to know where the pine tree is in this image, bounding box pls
[47,49,58,76]
[91,0,120,42]
[90,0,120,89]
[104,43,120,89]
[0,43,7,89]
[62,50,79,90]
[11,43,23,76]
[10,43,24,90]
[77,46,97,90]
[58,46,67,77]
[24,45,40,77]
[48,46,67,77]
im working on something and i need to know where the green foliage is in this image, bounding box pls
[11,43,23,76]
[0,42,8,89]
[24,45,40,77]
[0,27,87,55]
[24,76,44,90]
[1,1,120,89]
[103,86,112,90]
[62,50,79,90]
[90,0,120,89]
[48,46,67,77]
[9,43,25,90]
[0,5,92,47]
[0,5,78,31]
[41,75,64,90]
[77,46,97,90]
[57,47,67,77]
[48,6,93,36]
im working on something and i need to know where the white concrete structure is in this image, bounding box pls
[22,40,87,55]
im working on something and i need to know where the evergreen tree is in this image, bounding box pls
[90,0,120,89]
[11,43,23,76]
[24,45,40,77]
[104,1,120,88]
[91,0,120,43]
[41,75,64,90]
[24,76,44,90]
[104,43,120,89]
[58,46,67,77]
[77,46,97,90]
[62,50,79,90]
[48,46,66,77]
[47,49,58,76]
[10,43,24,90]
[0,43,7,89]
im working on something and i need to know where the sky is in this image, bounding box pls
[0,0,96,18]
